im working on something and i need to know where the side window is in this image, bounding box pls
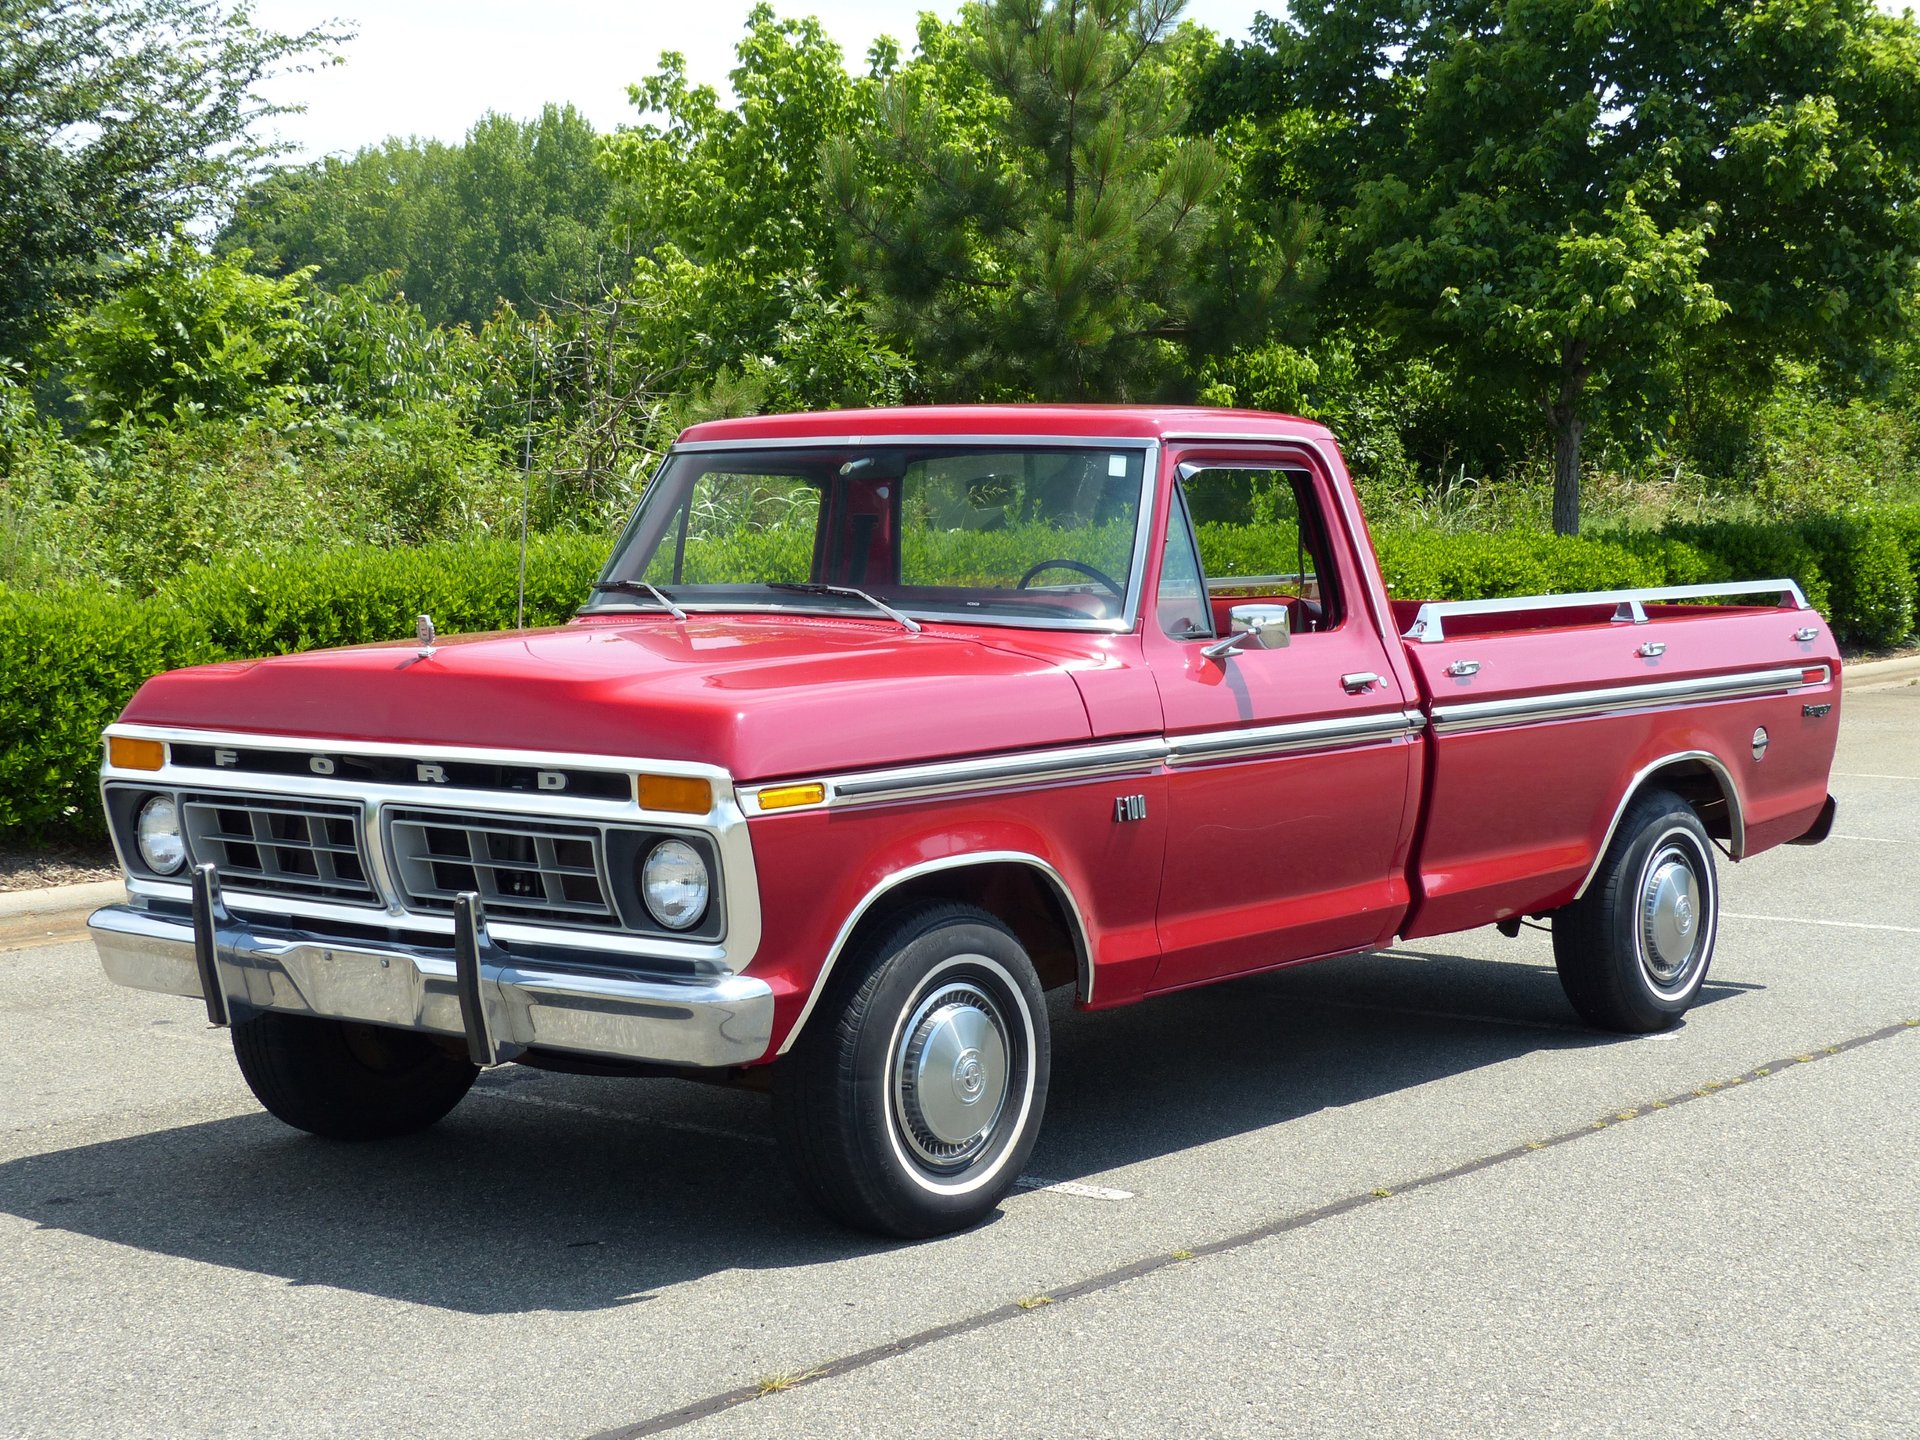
[1157,489,1212,638]
[1179,466,1342,632]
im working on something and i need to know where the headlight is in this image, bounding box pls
[136,795,186,875]
[640,839,709,931]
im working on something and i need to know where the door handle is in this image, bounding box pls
[1341,672,1381,694]
[1445,659,1480,677]
[1636,641,1667,658]
[1793,626,1818,643]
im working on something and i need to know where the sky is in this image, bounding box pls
[245,1,1267,160]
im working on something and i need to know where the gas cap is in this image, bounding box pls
[1752,726,1770,761]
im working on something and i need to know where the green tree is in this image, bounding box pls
[827,0,1310,401]
[222,103,611,329]
[0,0,344,357]
[1202,0,1920,533]
[598,5,881,379]
[49,238,315,424]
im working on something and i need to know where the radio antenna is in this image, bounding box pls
[516,320,539,630]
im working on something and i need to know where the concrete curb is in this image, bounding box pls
[0,879,124,919]
[1843,653,1920,691]
[0,879,123,948]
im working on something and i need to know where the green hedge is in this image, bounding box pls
[1376,531,1669,600]
[1663,514,1920,648]
[164,533,607,656]
[1,534,606,838]
[0,587,212,836]
[5,512,1917,840]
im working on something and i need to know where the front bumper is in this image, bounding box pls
[88,878,774,1069]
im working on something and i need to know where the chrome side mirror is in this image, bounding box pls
[1201,603,1291,661]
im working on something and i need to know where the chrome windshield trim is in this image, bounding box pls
[100,724,762,973]
[588,438,1161,637]
[778,851,1092,1054]
[1430,666,1826,735]
[1572,751,1748,901]
[581,602,1136,635]
[1404,580,1811,644]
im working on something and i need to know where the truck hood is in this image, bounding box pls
[118,616,1097,780]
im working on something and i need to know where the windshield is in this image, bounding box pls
[585,443,1151,629]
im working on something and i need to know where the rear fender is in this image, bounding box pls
[1572,750,1746,900]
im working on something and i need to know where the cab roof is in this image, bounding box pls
[676,404,1335,447]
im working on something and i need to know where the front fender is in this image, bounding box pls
[741,779,1167,1057]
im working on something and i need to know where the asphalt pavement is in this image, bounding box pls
[1,684,1914,1439]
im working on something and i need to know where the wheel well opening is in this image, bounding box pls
[857,862,1085,997]
[1645,760,1739,851]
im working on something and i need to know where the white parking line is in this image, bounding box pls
[1722,912,1920,936]
[1833,772,1920,781]
[1830,834,1907,844]
[1016,1176,1135,1201]
[470,1086,775,1145]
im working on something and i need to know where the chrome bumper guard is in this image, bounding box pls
[88,864,773,1068]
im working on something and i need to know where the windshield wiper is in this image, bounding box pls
[590,579,687,621]
[765,582,922,634]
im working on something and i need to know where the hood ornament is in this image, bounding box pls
[415,613,437,659]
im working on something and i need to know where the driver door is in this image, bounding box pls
[1147,448,1419,991]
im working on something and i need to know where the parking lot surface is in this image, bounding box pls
[2,687,1915,1439]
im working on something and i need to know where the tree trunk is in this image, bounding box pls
[1546,343,1590,537]
[1548,403,1584,537]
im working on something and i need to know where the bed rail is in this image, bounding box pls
[1402,579,1810,644]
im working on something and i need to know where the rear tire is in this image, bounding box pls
[1553,789,1719,1033]
[774,903,1050,1238]
[232,1012,478,1140]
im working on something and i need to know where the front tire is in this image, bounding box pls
[774,903,1050,1238]
[1553,789,1719,1032]
[232,1011,478,1140]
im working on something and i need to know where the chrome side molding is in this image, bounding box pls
[1431,665,1826,735]
[743,711,1423,815]
[1404,580,1811,644]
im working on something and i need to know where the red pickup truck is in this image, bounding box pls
[89,406,1840,1235]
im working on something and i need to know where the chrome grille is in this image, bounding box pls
[181,794,377,906]
[386,809,612,925]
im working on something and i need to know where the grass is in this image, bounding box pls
[751,1368,823,1396]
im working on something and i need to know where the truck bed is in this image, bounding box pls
[1387,582,1840,939]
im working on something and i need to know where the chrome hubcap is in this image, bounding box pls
[894,982,1010,1169]
[1640,843,1703,988]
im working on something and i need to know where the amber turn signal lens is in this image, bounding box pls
[755,782,826,812]
[108,736,165,771]
[636,774,713,814]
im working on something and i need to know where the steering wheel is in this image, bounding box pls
[1015,558,1125,598]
